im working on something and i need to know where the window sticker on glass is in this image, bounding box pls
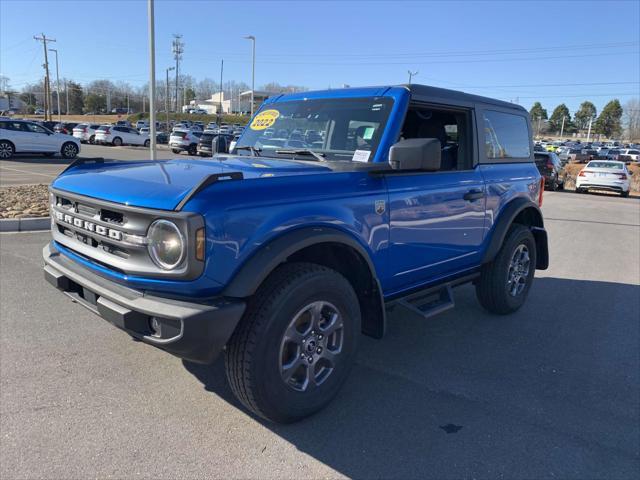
[362,127,375,140]
[250,109,280,131]
[352,150,371,163]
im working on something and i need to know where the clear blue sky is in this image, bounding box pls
[1,0,639,114]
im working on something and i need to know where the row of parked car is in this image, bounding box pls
[534,149,633,197]
[535,140,640,164]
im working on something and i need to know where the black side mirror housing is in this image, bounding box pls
[389,138,441,171]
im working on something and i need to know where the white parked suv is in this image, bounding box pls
[72,123,101,144]
[169,129,202,155]
[95,125,150,147]
[0,119,80,159]
[576,160,631,197]
[619,149,640,163]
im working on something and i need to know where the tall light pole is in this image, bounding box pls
[408,70,418,85]
[148,0,157,160]
[49,48,61,122]
[560,115,566,138]
[244,35,255,118]
[165,66,175,132]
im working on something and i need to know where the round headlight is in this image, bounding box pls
[147,220,185,270]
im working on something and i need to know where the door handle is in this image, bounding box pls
[463,189,484,201]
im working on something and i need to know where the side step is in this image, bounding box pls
[393,285,455,320]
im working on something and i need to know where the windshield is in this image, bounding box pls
[587,161,624,169]
[235,96,394,162]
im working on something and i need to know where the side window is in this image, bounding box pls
[0,121,7,130]
[25,123,47,134]
[483,111,530,159]
[399,106,472,170]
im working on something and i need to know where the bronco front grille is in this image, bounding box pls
[50,189,204,280]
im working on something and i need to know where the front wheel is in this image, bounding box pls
[89,135,95,144]
[171,148,181,154]
[61,142,79,159]
[621,190,629,198]
[188,144,197,155]
[476,224,536,315]
[225,262,361,423]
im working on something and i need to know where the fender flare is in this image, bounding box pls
[223,226,379,298]
[482,197,548,269]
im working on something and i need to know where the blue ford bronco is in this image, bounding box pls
[44,85,548,423]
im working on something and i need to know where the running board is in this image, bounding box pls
[393,285,455,320]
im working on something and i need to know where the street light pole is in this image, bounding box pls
[166,66,175,132]
[560,115,566,138]
[244,35,255,118]
[407,70,418,84]
[49,48,61,123]
[148,0,157,160]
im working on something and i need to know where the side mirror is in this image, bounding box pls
[389,138,441,171]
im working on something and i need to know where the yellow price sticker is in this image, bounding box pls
[250,109,280,130]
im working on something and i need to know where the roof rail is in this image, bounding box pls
[174,172,244,211]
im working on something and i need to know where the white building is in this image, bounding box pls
[181,90,275,115]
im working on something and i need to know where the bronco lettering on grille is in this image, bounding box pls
[55,211,123,241]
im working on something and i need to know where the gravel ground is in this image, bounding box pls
[0,184,49,218]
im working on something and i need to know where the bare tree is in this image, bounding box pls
[623,98,640,142]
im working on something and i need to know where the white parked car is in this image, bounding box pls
[95,125,150,147]
[576,160,631,197]
[619,149,640,163]
[72,123,101,144]
[169,129,202,155]
[0,119,80,159]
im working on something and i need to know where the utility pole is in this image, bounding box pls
[537,116,542,138]
[148,0,157,160]
[407,70,418,84]
[172,34,184,113]
[34,33,55,121]
[127,93,130,114]
[49,48,61,122]
[560,115,566,138]
[165,66,175,131]
[586,116,593,143]
[64,79,69,114]
[244,35,255,118]
[219,59,224,115]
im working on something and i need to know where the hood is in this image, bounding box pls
[51,156,332,210]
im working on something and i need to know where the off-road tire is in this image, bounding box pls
[225,262,361,423]
[476,224,536,315]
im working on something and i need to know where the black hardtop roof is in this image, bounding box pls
[404,84,527,113]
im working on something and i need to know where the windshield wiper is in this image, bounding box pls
[275,149,326,162]
[234,146,262,157]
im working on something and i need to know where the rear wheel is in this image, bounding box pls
[112,137,122,146]
[171,148,181,154]
[144,139,150,148]
[0,140,14,159]
[476,224,536,315]
[621,190,629,198]
[225,262,361,423]
[89,135,95,144]
[61,142,79,159]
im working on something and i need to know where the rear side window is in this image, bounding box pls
[483,111,531,159]
[97,126,109,131]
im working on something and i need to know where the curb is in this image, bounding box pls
[0,217,51,233]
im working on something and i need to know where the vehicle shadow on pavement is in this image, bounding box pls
[183,277,640,479]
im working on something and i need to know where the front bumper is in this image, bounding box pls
[43,242,245,364]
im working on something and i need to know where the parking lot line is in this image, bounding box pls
[0,166,58,178]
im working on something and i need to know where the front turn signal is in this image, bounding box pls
[195,227,205,261]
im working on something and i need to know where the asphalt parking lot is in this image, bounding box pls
[1,192,639,479]
[0,144,196,187]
